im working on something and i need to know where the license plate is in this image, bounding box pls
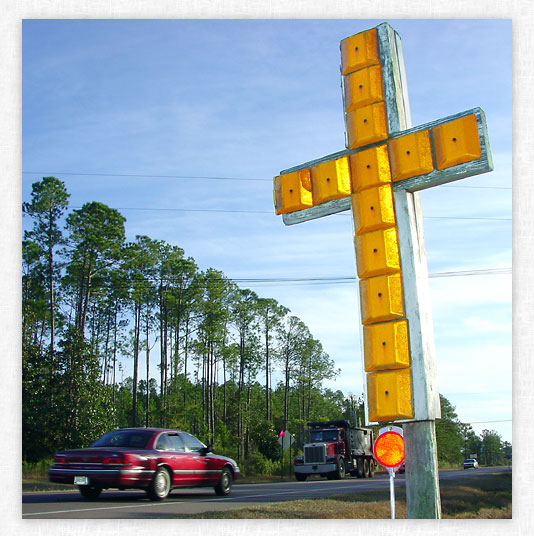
[74,476,89,485]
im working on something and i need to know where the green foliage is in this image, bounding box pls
[435,395,464,465]
[53,327,117,449]
[240,452,281,477]
[22,458,55,478]
[22,342,57,461]
[21,177,509,476]
[480,429,505,466]
[249,420,282,461]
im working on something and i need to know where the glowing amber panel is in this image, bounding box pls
[388,130,434,181]
[373,431,405,467]
[359,273,404,325]
[355,227,400,279]
[363,319,410,372]
[340,28,379,76]
[432,114,482,170]
[367,368,414,422]
[346,101,388,149]
[273,169,313,215]
[352,184,396,235]
[350,144,391,192]
[311,156,351,205]
[344,65,384,112]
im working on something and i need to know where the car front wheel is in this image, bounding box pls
[147,467,171,501]
[214,467,233,496]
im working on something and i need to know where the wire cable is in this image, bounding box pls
[58,205,510,221]
[22,170,512,189]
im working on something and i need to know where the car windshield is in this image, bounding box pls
[90,430,154,449]
[310,430,339,442]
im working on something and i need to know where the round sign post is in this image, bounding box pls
[373,426,405,519]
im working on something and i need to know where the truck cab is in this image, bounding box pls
[294,420,375,481]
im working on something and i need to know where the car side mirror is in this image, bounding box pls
[200,445,213,456]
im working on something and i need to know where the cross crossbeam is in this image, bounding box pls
[279,107,492,226]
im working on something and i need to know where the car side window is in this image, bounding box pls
[180,433,205,453]
[168,434,185,452]
[155,433,173,451]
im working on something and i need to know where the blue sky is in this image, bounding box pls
[22,19,512,442]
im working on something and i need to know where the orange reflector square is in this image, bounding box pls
[367,368,413,422]
[340,29,380,76]
[432,114,482,170]
[363,319,410,372]
[388,130,434,181]
[350,144,391,192]
[311,156,352,205]
[359,273,404,325]
[346,101,389,149]
[354,227,401,279]
[352,184,396,236]
[273,169,313,215]
[344,65,384,112]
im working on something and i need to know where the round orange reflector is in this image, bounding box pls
[373,431,405,468]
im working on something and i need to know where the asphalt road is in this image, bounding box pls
[22,466,509,519]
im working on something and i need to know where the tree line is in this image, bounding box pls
[22,176,346,466]
[22,176,511,471]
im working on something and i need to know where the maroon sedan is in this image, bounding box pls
[48,428,240,500]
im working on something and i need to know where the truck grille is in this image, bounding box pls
[304,445,325,464]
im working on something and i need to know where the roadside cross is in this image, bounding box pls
[273,23,493,518]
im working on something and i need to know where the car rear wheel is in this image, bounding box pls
[77,484,102,499]
[214,467,233,496]
[147,467,171,501]
[295,473,307,482]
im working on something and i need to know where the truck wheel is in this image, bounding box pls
[336,459,346,479]
[295,473,307,482]
[356,457,364,478]
[368,459,375,478]
[363,459,369,478]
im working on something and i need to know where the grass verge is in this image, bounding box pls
[174,471,512,519]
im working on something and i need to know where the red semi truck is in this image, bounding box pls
[293,420,375,481]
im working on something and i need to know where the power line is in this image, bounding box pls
[22,170,512,190]
[104,207,274,215]
[22,171,269,182]
[100,268,510,289]
[230,268,511,282]
[466,420,512,424]
[235,268,511,286]
[428,267,511,278]
[61,205,510,222]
